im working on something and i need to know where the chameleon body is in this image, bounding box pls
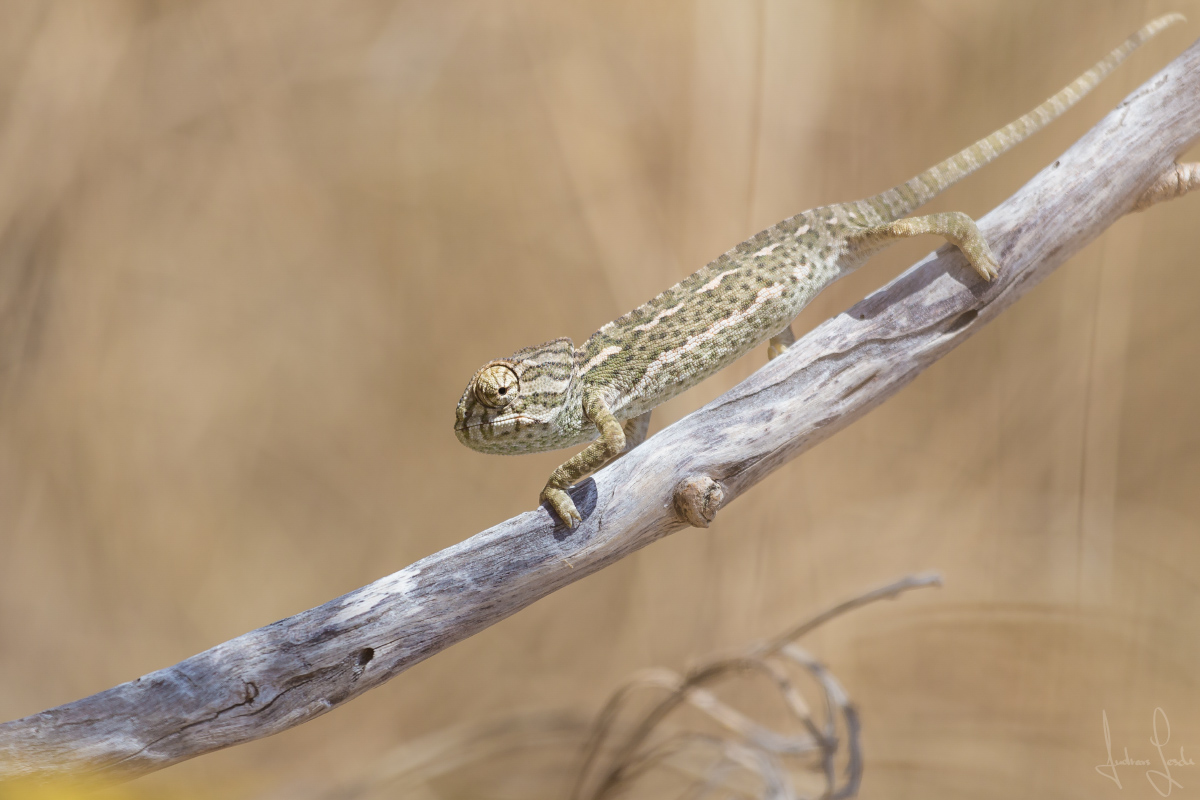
[454,16,1181,527]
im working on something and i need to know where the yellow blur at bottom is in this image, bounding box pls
[0,780,207,800]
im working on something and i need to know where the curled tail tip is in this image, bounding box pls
[1127,14,1185,49]
[1146,12,1187,34]
[859,13,1186,223]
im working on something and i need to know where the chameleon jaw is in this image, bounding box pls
[453,414,556,454]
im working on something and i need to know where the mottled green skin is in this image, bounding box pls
[453,16,1179,525]
[581,211,850,414]
[454,207,850,455]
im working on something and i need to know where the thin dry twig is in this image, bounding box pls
[572,573,941,800]
[753,574,942,658]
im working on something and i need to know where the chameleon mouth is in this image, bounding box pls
[454,415,539,432]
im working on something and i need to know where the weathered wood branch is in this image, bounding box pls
[3,35,1199,784]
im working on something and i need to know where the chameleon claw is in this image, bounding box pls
[965,240,1000,282]
[973,257,1000,281]
[541,487,582,528]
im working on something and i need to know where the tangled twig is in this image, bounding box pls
[571,573,941,800]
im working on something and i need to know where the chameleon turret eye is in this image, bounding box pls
[473,363,519,408]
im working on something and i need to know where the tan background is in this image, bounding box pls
[1,0,1198,797]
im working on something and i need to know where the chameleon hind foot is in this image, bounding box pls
[853,211,999,281]
[767,323,796,360]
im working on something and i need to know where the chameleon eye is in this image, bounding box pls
[473,363,519,408]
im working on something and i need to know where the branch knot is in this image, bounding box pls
[673,476,726,528]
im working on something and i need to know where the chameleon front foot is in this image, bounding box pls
[541,486,582,528]
[538,389,626,528]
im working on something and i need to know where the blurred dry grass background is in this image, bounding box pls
[0,0,1198,797]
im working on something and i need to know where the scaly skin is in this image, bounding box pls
[454,15,1183,527]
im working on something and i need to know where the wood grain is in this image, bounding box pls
[2,33,1199,784]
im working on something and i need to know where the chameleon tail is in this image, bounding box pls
[858,13,1185,223]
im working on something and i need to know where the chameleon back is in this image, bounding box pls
[577,211,845,419]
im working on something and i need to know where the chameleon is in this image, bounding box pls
[454,15,1182,528]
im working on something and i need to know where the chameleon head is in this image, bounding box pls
[454,337,578,455]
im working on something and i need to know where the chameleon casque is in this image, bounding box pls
[455,16,1182,528]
